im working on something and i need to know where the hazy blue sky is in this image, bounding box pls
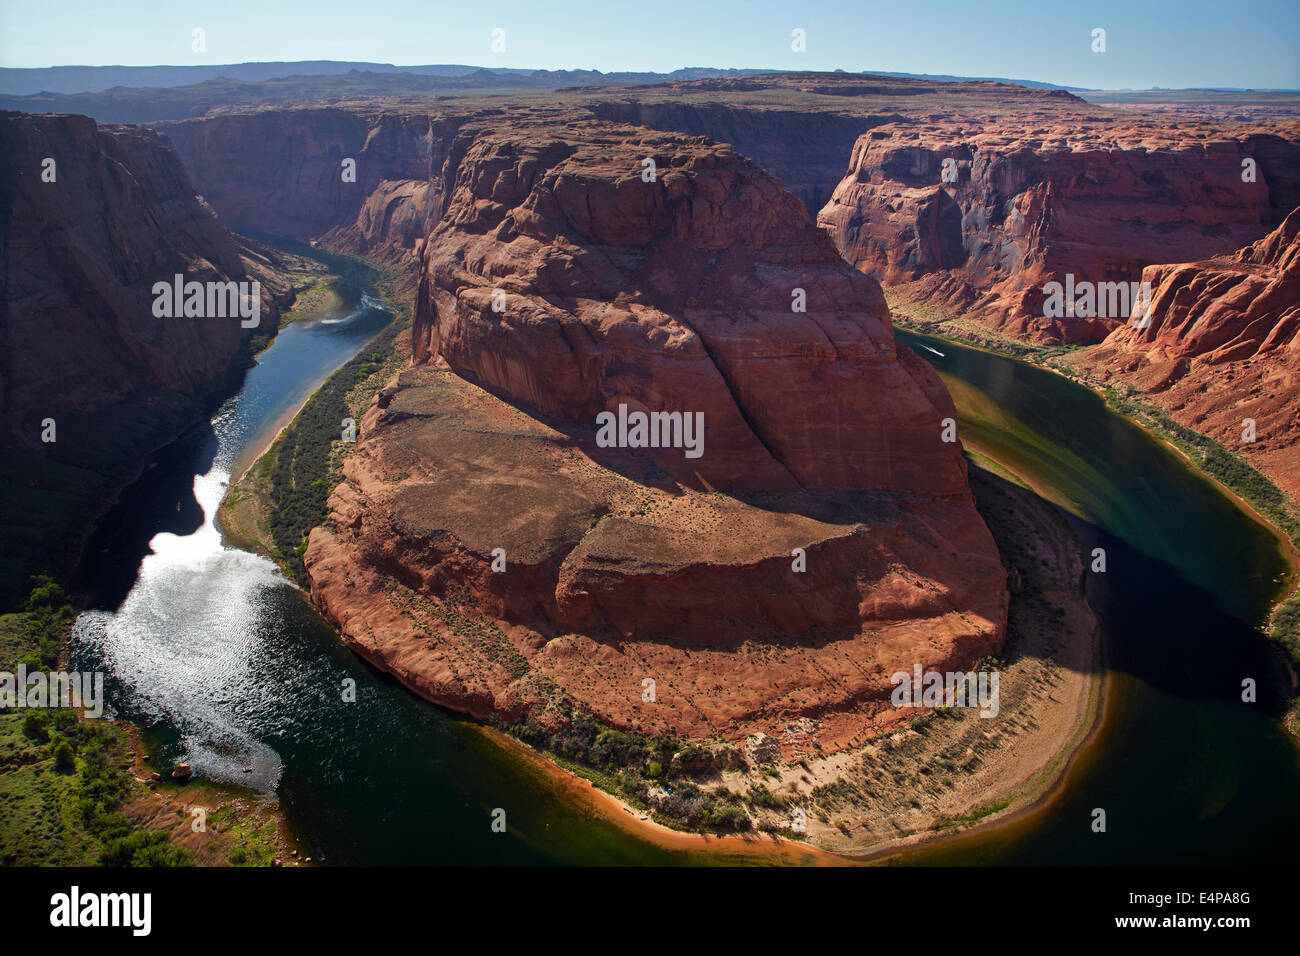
[2,0,1297,89]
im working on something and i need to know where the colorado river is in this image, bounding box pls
[893,328,1299,865]
[65,308,1300,865]
[67,295,701,865]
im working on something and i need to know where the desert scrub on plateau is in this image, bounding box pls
[3,575,72,671]
[505,710,753,833]
[1,685,182,865]
[206,804,278,866]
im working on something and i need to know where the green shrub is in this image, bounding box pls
[267,319,402,584]
[18,575,73,669]
[51,738,75,773]
[704,803,751,831]
[22,713,48,743]
[1270,595,1300,665]
[98,829,192,867]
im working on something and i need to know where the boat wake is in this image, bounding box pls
[318,293,390,325]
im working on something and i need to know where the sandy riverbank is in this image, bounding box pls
[118,723,303,867]
[456,455,1106,863]
[472,722,847,865]
[215,403,302,562]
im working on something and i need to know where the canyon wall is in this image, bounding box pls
[1064,205,1300,501]
[158,77,1300,357]
[0,111,282,603]
[161,109,466,267]
[819,119,1300,344]
[579,98,874,215]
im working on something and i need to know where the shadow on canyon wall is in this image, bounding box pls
[73,419,219,611]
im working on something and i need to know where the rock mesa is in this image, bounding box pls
[305,120,1008,752]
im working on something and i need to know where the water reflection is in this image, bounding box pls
[71,305,390,787]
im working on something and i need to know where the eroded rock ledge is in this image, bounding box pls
[819,117,1300,344]
[1065,205,1300,500]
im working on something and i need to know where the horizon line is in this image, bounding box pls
[3,62,1298,95]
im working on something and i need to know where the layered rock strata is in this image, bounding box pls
[304,120,1008,750]
[1064,206,1300,501]
[819,118,1300,344]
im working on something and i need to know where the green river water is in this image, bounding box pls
[67,316,1298,866]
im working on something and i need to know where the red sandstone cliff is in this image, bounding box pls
[161,109,466,270]
[413,121,973,497]
[304,119,1008,750]
[156,77,1300,354]
[1064,206,1300,500]
[820,119,1300,344]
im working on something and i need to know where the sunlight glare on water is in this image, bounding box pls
[74,466,289,790]
[66,303,393,795]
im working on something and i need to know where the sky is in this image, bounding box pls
[1,0,1297,90]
